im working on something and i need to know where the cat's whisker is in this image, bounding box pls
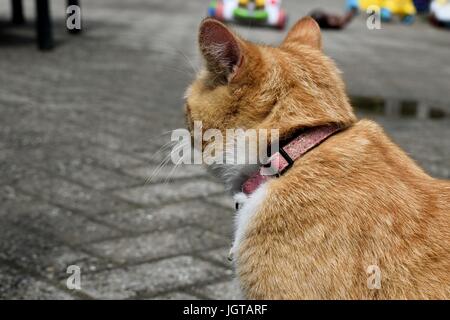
[161,65,195,78]
[164,156,184,184]
[176,49,199,75]
[145,145,178,184]
[155,140,177,154]
[156,130,176,137]
[160,140,193,183]
[145,154,172,185]
[145,140,189,185]
[146,143,174,166]
[151,36,199,75]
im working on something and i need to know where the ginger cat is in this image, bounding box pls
[184,17,450,299]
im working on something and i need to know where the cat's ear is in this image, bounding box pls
[281,17,322,50]
[198,18,244,81]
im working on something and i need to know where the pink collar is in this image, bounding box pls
[242,124,343,195]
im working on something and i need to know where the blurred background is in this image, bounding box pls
[0,0,448,299]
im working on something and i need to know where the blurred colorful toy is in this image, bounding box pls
[347,0,382,11]
[309,8,357,29]
[346,0,417,23]
[430,0,450,27]
[413,0,431,12]
[208,0,287,29]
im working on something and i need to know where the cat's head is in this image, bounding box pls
[185,17,356,142]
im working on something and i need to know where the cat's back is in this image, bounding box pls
[311,119,450,298]
[239,119,450,299]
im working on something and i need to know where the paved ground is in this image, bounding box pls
[0,0,448,299]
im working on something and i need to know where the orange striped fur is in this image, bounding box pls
[185,17,450,299]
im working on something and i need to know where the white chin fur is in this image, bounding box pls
[206,163,260,194]
[199,142,268,264]
[230,183,268,263]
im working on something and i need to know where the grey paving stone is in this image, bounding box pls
[423,162,450,179]
[191,280,242,300]
[149,291,200,300]
[198,247,233,268]
[0,265,76,300]
[0,200,121,244]
[0,222,112,280]
[0,111,123,150]
[206,195,236,211]
[0,187,35,214]
[7,114,132,152]
[25,149,141,191]
[60,163,140,191]
[42,102,155,141]
[196,210,234,238]
[132,151,173,165]
[82,146,146,170]
[100,200,233,235]
[0,147,12,161]
[0,159,43,187]
[115,179,225,206]
[100,202,204,233]
[79,256,231,299]
[86,227,228,264]
[16,171,133,215]
[123,164,208,182]
[6,144,145,184]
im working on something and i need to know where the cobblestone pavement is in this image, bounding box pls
[0,0,449,299]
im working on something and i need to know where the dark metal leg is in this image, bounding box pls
[67,0,80,6]
[11,0,25,25]
[67,0,81,34]
[36,0,54,50]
